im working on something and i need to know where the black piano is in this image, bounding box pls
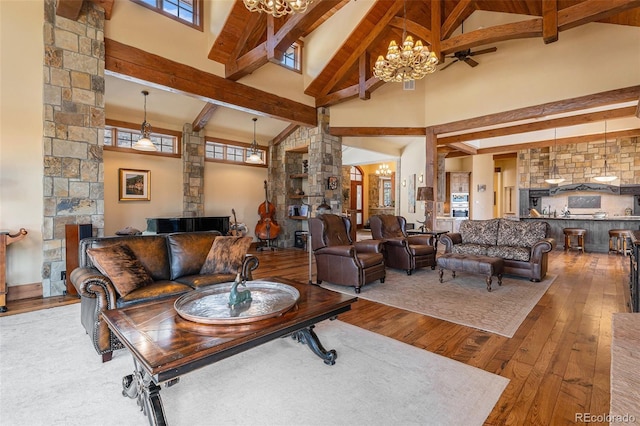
[146,216,230,235]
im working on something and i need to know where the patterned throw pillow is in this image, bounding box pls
[496,219,547,248]
[459,219,499,246]
[200,236,252,275]
[87,243,154,297]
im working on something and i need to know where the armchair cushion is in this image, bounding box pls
[200,236,253,275]
[378,215,403,238]
[87,244,153,297]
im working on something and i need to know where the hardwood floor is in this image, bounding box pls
[1,247,631,425]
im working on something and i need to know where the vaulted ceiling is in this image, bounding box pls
[59,0,640,157]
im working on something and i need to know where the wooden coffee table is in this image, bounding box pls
[102,277,357,426]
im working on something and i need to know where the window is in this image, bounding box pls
[278,42,302,73]
[131,0,203,31]
[205,138,268,167]
[350,166,363,182]
[381,178,393,207]
[104,121,180,156]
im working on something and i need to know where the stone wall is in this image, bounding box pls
[270,107,342,248]
[42,0,105,296]
[519,136,640,189]
[182,124,205,216]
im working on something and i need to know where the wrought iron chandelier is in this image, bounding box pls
[373,0,438,83]
[544,129,565,184]
[243,0,312,18]
[132,90,157,152]
[246,118,265,165]
[594,121,617,182]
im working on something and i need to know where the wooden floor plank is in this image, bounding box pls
[2,247,631,424]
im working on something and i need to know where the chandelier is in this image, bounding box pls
[132,90,157,152]
[373,0,438,83]
[544,129,565,184]
[375,164,392,176]
[594,121,617,182]
[246,118,265,165]
[243,0,312,18]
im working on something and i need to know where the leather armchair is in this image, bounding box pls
[369,214,436,275]
[309,214,386,293]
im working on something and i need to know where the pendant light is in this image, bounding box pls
[544,129,565,184]
[132,90,157,152]
[246,118,265,164]
[593,121,617,182]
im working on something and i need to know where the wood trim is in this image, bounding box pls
[192,103,219,132]
[329,127,426,136]
[105,39,317,127]
[437,106,638,145]
[430,0,442,62]
[441,0,475,40]
[315,77,384,107]
[431,86,640,135]
[557,0,640,31]
[542,0,559,44]
[440,19,542,54]
[272,124,300,146]
[7,283,42,301]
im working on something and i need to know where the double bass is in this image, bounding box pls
[255,180,281,244]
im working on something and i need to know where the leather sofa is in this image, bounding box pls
[369,214,436,275]
[439,218,555,282]
[309,214,386,293]
[70,231,259,362]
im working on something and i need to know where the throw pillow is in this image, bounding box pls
[87,243,154,297]
[200,236,252,275]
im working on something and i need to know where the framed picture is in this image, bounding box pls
[327,176,339,190]
[119,168,150,201]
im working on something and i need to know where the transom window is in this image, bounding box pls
[131,0,203,31]
[205,139,268,167]
[104,121,180,156]
[278,42,302,73]
[350,166,363,181]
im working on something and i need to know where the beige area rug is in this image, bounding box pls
[610,313,640,425]
[321,268,556,338]
[0,304,509,426]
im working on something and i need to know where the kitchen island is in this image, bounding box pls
[522,216,640,253]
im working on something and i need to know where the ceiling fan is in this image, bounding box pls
[440,46,497,70]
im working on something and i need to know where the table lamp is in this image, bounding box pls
[416,186,434,231]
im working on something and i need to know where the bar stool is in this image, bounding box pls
[563,228,586,252]
[609,229,632,255]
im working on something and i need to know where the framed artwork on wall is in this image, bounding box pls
[119,168,150,201]
[408,173,416,213]
[327,176,338,190]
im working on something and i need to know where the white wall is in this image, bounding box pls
[0,1,44,286]
[399,140,426,225]
[470,155,495,220]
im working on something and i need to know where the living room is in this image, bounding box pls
[1,0,640,424]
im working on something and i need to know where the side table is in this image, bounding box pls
[406,229,449,252]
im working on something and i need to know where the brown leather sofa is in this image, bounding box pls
[309,214,386,293]
[439,219,555,282]
[70,231,259,362]
[369,214,437,275]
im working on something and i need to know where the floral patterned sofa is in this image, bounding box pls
[439,219,555,282]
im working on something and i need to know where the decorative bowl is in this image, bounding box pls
[592,212,607,219]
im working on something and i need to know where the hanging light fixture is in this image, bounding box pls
[544,129,565,184]
[243,0,312,18]
[132,90,157,152]
[246,118,265,164]
[375,164,392,176]
[594,121,617,182]
[373,0,438,83]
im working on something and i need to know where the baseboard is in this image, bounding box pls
[7,282,42,301]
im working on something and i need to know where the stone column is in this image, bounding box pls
[182,123,205,216]
[42,0,105,297]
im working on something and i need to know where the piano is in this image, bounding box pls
[146,216,230,235]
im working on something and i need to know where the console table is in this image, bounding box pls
[1,228,28,312]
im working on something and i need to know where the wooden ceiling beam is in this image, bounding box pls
[432,86,640,135]
[315,77,384,107]
[330,127,426,137]
[448,142,477,155]
[558,0,640,31]
[440,18,542,54]
[92,0,113,19]
[56,0,84,20]
[431,0,442,62]
[305,0,405,98]
[441,0,475,39]
[542,0,558,44]
[192,103,219,132]
[388,17,432,44]
[359,52,372,101]
[272,124,300,146]
[105,38,317,127]
[437,106,638,145]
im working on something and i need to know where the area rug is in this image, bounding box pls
[610,313,640,424]
[321,268,556,338]
[0,304,508,426]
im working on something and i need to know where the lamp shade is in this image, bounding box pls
[416,186,434,201]
[132,137,156,151]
